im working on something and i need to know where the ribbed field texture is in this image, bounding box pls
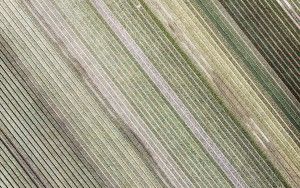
[1,0,299,187]
[218,0,300,128]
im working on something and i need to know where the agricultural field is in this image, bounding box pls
[1,0,299,187]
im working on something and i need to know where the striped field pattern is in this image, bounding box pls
[1,0,299,187]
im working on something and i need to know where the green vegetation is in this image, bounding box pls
[1,0,299,187]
